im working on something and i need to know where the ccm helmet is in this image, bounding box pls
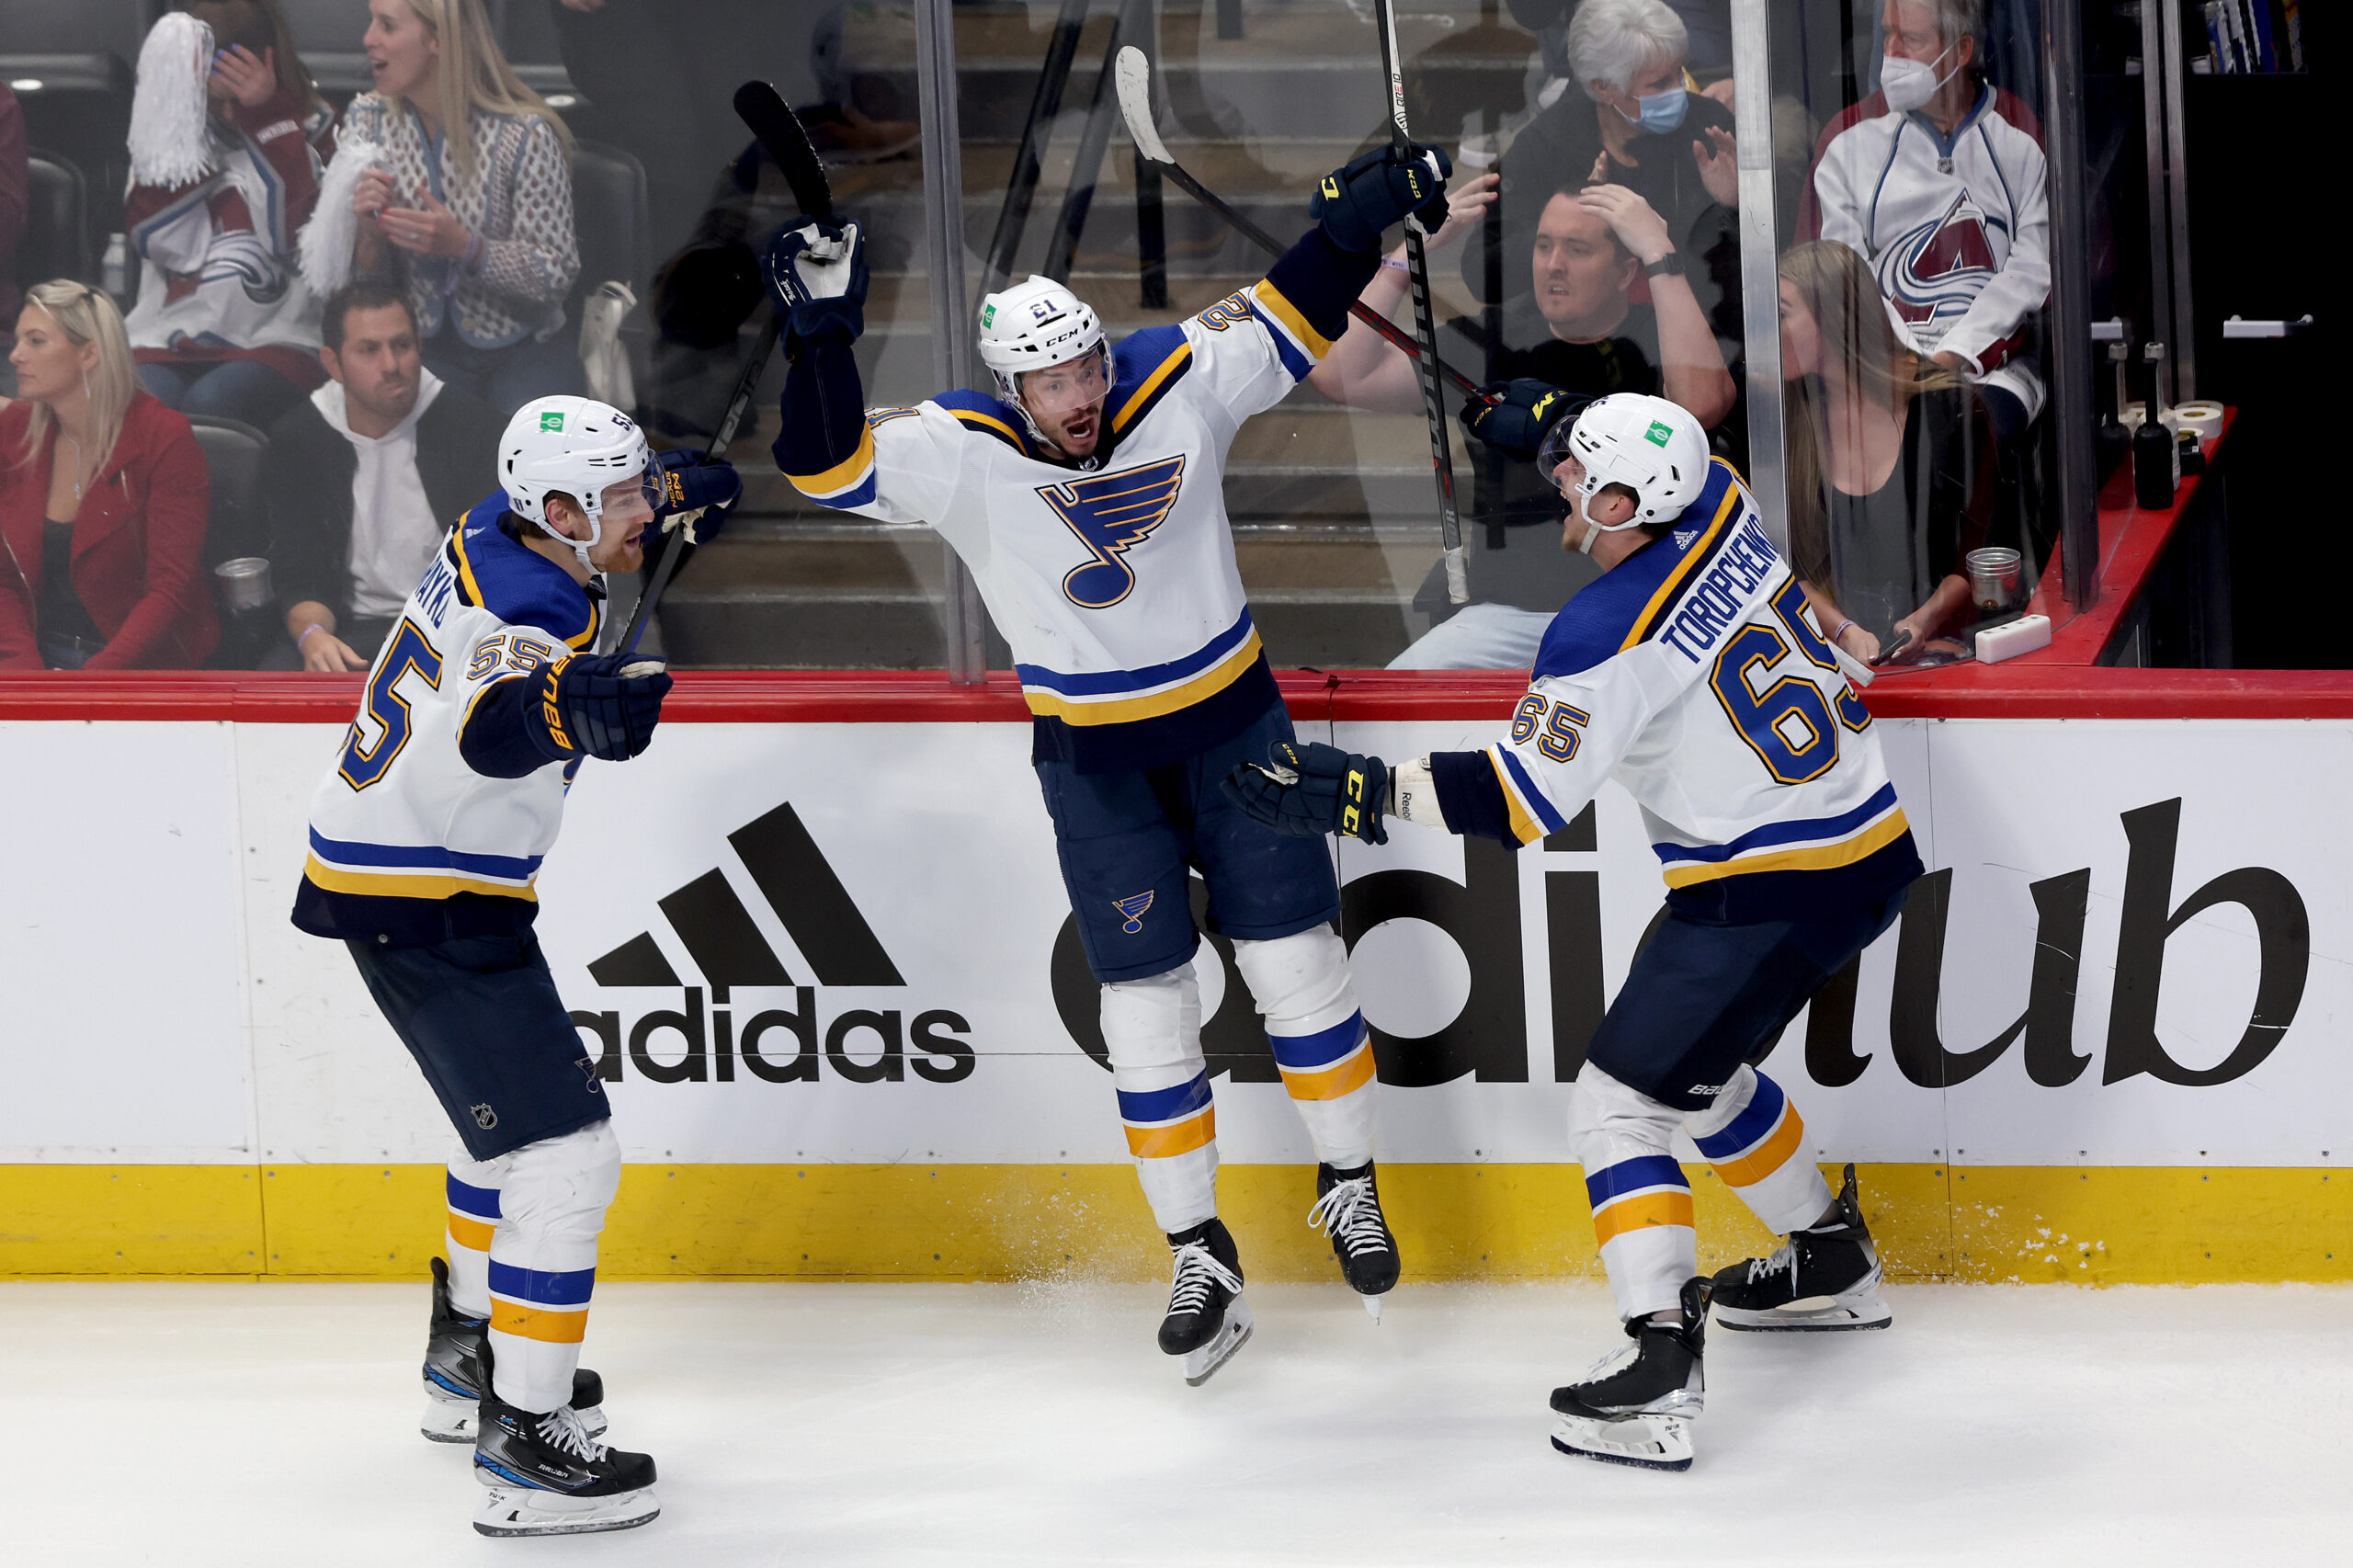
[1539,392,1711,532]
[499,396,653,568]
[976,276,1109,442]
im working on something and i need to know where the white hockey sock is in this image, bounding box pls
[1685,1067,1832,1235]
[486,1120,620,1414]
[444,1149,505,1319]
[1570,1062,1696,1322]
[1233,928,1377,1171]
[1102,966,1219,1234]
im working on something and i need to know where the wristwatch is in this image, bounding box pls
[1644,250,1685,278]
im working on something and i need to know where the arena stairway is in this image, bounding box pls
[659,0,1540,669]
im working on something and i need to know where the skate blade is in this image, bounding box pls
[421,1386,607,1443]
[1714,1290,1892,1333]
[473,1484,659,1538]
[1362,1291,1386,1324]
[1183,1298,1254,1387]
[1549,1412,1694,1471]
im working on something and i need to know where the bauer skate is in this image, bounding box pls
[1549,1277,1711,1472]
[1307,1161,1400,1321]
[473,1394,659,1537]
[1159,1218,1253,1386]
[1711,1165,1892,1333]
[423,1256,608,1442]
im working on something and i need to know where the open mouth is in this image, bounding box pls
[1063,411,1097,445]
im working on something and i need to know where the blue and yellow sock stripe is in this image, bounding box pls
[1586,1154,1695,1245]
[486,1259,596,1345]
[1268,1011,1375,1101]
[446,1173,499,1254]
[1691,1072,1806,1188]
[1117,1074,1218,1159]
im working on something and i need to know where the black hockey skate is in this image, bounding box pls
[1307,1161,1400,1321]
[1710,1165,1892,1333]
[1549,1276,1711,1472]
[1158,1218,1253,1386]
[422,1256,607,1442]
[473,1392,659,1537]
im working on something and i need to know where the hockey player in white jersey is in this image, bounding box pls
[291,394,740,1534]
[1228,394,1923,1469]
[767,146,1460,1380]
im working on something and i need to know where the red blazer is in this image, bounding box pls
[0,392,217,668]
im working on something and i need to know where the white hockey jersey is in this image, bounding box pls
[1802,83,2051,419]
[292,494,602,944]
[1448,458,1921,923]
[782,265,1350,772]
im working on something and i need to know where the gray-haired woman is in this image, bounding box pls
[1465,0,1743,342]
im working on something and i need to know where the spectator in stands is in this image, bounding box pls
[1313,175,1737,669]
[124,2,338,429]
[0,281,216,669]
[311,0,585,416]
[1466,0,1742,345]
[261,281,496,670]
[0,84,30,397]
[1799,0,2049,446]
[1779,240,2011,665]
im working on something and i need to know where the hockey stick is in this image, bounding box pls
[1112,46,1476,398]
[618,82,834,655]
[1368,4,1468,603]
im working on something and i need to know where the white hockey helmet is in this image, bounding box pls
[499,395,654,567]
[1540,392,1711,531]
[976,276,1109,437]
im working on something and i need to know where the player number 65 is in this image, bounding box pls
[1511,693,1589,764]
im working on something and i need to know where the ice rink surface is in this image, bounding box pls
[5,1278,2345,1566]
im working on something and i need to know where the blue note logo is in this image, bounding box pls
[1113,892,1154,934]
[1039,455,1188,608]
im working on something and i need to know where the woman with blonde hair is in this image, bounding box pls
[304,0,585,415]
[0,280,217,669]
[124,0,338,428]
[1778,238,2013,663]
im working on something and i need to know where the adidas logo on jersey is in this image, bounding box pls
[573,801,974,1086]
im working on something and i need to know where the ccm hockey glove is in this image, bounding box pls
[1223,740,1391,846]
[1461,379,1587,460]
[766,218,870,353]
[646,449,743,550]
[529,653,673,764]
[1312,143,1452,253]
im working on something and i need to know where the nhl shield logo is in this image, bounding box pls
[1113,892,1154,934]
[471,1103,499,1131]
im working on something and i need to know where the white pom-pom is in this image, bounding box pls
[299,135,385,298]
[128,13,218,187]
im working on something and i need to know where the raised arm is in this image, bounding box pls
[1307,172,1495,412]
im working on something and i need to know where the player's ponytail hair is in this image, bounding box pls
[381,0,573,186]
[1776,241,1961,589]
[13,280,138,488]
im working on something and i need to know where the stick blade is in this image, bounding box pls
[1114,46,1173,165]
[733,80,832,219]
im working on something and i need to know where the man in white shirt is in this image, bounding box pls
[261,283,500,669]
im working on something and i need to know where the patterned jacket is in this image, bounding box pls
[344,93,578,348]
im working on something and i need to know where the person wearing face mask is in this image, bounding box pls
[1465,0,1744,347]
[1799,0,2050,448]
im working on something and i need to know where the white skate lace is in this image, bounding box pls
[535,1405,608,1463]
[1305,1176,1391,1259]
[1167,1240,1244,1314]
[1744,1240,1801,1287]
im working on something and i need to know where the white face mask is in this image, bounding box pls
[1881,41,1959,113]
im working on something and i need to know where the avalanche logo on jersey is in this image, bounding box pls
[1040,454,1188,608]
[1876,188,2006,337]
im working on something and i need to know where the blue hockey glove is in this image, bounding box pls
[765,218,869,352]
[1461,379,1587,460]
[528,653,672,764]
[1222,740,1390,846]
[1312,143,1452,253]
[645,449,742,551]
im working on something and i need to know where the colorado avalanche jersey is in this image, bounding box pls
[291,494,602,944]
[1432,459,1922,922]
[1801,83,2050,419]
[778,231,1373,772]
